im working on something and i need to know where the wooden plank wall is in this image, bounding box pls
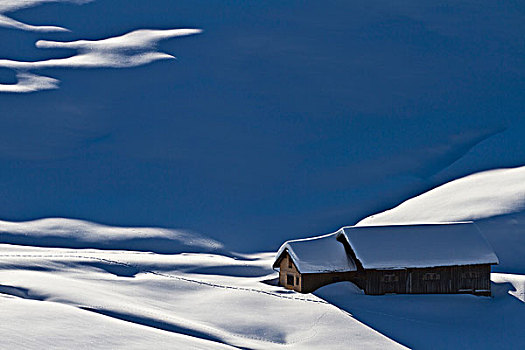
[278,250,492,295]
[362,264,491,295]
[278,252,356,293]
[279,253,301,291]
[302,271,356,293]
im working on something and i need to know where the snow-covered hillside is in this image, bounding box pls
[2,165,525,349]
[0,0,523,250]
[0,218,226,255]
[358,166,525,226]
[306,165,524,349]
[0,220,405,349]
[358,165,525,273]
[0,0,524,348]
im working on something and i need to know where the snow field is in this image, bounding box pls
[0,244,405,349]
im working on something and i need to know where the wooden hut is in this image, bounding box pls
[274,222,499,295]
[336,222,499,295]
[272,233,357,293]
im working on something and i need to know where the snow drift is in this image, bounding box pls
[0,218,226,255]
[358,165,525,273]
[358,166,525,226]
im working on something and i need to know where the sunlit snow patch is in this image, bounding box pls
[0,218,225,255]
[358,165,525,226]
[0,0,92,32]
[0,71,59,93]
[0,28,202,93]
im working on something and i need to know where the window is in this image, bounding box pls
[462,272,479,279]
[288,257,293,269]
[382,274,399,283]
[287,274,294,285]
[423,273,441,281]
[296,276,300,285]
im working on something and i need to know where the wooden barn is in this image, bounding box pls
[273,222,499,296]
[272,234,357,293]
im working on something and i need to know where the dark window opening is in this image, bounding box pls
[288,257,293,269]
[461,272,479,279]
[296,276,300,285]
[287,274,294,285]
[382,274,399,283]
[423,273,441,281]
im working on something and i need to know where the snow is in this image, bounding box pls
[273,233,356,273]
[0,218,226,255]
[333,169,525,347]
[0,1,524,349]
[0,233,404,349]
[358,165,525,273]
[491,273,525,302]
[0,296,237,350]
[475,211,525,274]
[320,165,525,348]
[1,165,524,349]
[358,166,525,226]
[1,28,202,69]
[0,71,59,93]
[0,28,201,93]
[315,275,525,350]
[0,0,523,251]
[0,1,92,32]
[338,223,498,270]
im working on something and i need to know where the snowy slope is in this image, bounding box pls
[0,218,226,255]
[0,0,523,250]
[0,1,524,348]
[304,165,525,349]
[2,167,525,349]
[2,225,522,349]
[358,166,525,226]
[0,297,237,350]
[0,235,404,349]
[358,165,525,273]
[315,277,525,350]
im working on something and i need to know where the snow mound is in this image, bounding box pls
[315,281,364,296]
[0,28,202,93]
[0,218,226,255]
[358,166,525,226]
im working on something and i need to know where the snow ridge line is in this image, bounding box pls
[0,253,328,304]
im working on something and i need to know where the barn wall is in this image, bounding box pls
[363,269,408,295]
[301,271,356,293]
[278,252,302,292]
[278,252,356,293]
[277,250,492,295]
[363,264,492,295]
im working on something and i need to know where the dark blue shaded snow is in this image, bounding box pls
[315,280,525,350]
[0,0,523,251]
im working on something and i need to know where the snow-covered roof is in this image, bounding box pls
[337,222,499,270]
[273,233,357,273]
